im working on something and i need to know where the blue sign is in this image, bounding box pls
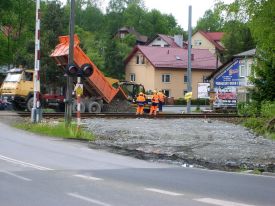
[214,60,239,87]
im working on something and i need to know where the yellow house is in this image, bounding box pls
[125,46,219,99]
[192,30,225,67]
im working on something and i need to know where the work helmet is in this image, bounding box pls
[139,92,144,96]
[153,90,157,94]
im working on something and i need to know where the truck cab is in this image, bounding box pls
[0,68,34,110]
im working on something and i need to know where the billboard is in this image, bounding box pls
[213,60,239,107]
[214,60,239,87]
[197,83,210,99]
[213,87,237,107]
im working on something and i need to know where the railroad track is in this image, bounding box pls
[4,112,240,119]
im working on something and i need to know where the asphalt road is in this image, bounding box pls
[0,121,274,206]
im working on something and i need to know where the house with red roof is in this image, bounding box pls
[192,31,225,67]
[114,26,148,45]
[146,34,187,48]
[125,45,219,99]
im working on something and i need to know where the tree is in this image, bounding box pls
[248,0,275,102]
[195,9,224,32]
[250,50,275,102]
[104,39,125,79]
[123,2,146,34]
[40,0,68,90]
[222,20,255,61]
[75,26,106,72]
[0,0,35,66]
[219,0,274,102]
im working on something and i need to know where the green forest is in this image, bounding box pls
[0,0,274,103]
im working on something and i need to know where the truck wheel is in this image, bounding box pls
[27,97,34,112]
[72,101,85,113]
[87,101,101,113]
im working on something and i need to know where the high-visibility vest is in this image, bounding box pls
[136,95,146,106]
[157,92,165,102]
[151,94,159,103]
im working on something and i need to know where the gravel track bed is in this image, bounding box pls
[84,118,275,172]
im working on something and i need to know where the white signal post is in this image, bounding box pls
[31,0,42,123]
[76,77,82,129]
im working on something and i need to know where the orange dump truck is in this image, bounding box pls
[50,35,131,113]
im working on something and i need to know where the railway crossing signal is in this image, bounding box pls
[66,64,78,76]
[65,63,94,77]
[81,64,93,77]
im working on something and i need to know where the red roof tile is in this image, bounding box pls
[158,34,180,48]
[146,34,181,48]
[198,31,225,51]
[125,46,219,70]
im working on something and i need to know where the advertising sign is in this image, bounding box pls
[197,83,210,99]
[213,60,239,107]
[214,60,239,87]
[213,87,237,107]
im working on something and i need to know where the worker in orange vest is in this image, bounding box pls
[157,90,166,112]
[149,90,159,116]
[136,92,146,115]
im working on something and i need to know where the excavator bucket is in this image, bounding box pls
[50,35,127,103]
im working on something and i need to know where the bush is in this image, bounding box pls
[243,117,265,134]
[261,101,275,118]
[237,101,260,117]
[174,98,186,105]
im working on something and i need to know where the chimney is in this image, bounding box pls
[174,35,183,48]
[191,53,194,61]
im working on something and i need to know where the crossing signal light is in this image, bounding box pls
[81,64,93,77]
[65,63,93,77]
[65,64,78,76]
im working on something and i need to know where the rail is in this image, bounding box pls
[2,112,241,119]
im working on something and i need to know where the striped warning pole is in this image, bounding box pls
[31,0,42,123]
[77,77,81,129]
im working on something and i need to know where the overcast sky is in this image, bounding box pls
[144,0,234,30]
[61,0,234,30]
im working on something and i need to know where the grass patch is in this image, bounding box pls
[15,121,94,141]
[269,133,275,140]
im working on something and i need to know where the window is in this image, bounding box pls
[184,75,188,83]
[202,76,208,83]
[136,55,139,64]
[136,55,145,64]
[162,74,171,83]
[24,72,33,81]
[194,40,202,46]
[4,73,21,82]
[239,64,246,77]
[163,89,170,97]
[120,33,125,38]
[130,73,136,82]
[176,56,181,60]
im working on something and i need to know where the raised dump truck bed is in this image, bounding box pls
[50,35,126,104]
[50,35,130,113]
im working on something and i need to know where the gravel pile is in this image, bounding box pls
[84,118,275,172]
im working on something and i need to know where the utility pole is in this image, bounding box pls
[65,0,75,125]
[186,5,192,113]
[31,0,42,123]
